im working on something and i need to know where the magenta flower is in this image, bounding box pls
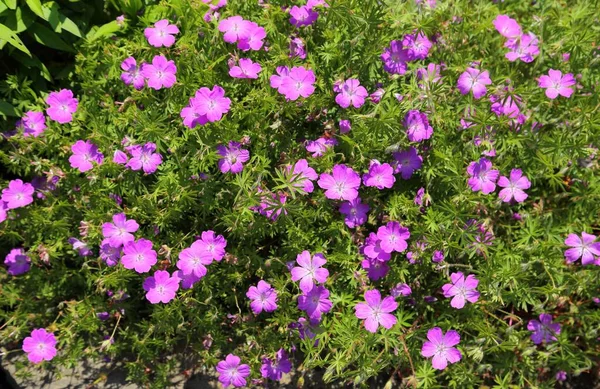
[217,141,250,174]
[69,237,93,257]
[289,159,318,193]
[120,57,145,90]
[17,111,46,137]
[354,289,398,333]
[177,240,213,279]
[113,150,128,164]
[390,283,412,298]
[144,19,179,47]
[269,66,290,90]
[174,270,201,289]
[467,158,499,194]
[363,162,395,189]
[318,164,361,201]
[278,66,316,100]
[381,40,409,75]
[102,213,139,248]
[0,202,6,224]
[442,272,480,309]
[289,5,318,27]
[335,79,368,109]
[528,314,561,344]
[22,328,57,364]
[493,15,522,39]
[490,94,521,118]
[195,230,227,263]
[361,257,390,281]
[100,239,120,267]
[298,285,332,320]
[289,36,306,59]
[143,270,180,304]
[260,349,292,381]
[416,63,443,89]
[69,140,104,172]
[45,89,78,124]
[564,232,600,265]
[538,69,576,99]
[404,110,433,142]
[290,251,329,293]
[403,32,432,60]
[392,147,423,179]
[505,33,539,63]
[193,85,231,122]
[218,16,252,43]
[121,238,157,273]
[339,119,351,133]
[498,169,531,203]
[237,22,266,51]
[339,197,369,228]
[377,221,410,253]
[421,327,462,370]
[246,280,278,314]
[229,58,262,79]
[414,187,426,206]
[370,88,385,103]
[4,248,31,276]
[1,179,34,209]
[432,250,444,263]
[141,55,177,90]
[362,232,391,261]
[305,137,337,157]
[126,142,162,174]
[457,68,492,99]
[180,91,209,129]
[216,354,251,388]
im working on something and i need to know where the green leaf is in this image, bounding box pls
[2,0,16,10]
[86,20,121,42]
[41,2,61,33]
[25,0,44,18]
[3,6,35,33]
[0,100,18,117]
[0,23,31,56]
[12,50,52,81]
[27,22,74,52]
[58,14,81,37]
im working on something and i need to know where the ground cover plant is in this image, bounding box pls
[1,0,600,387]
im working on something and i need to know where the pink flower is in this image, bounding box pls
[177,239,214,279]
[4,248,31,276]
[195,230,227,263]
[45,89,78,124]
[497,169,531,203]
[467,158,499,194]
[305,137,337,157]
[354,289,398,333]
[362,232,391,261]
[381,40,409,75]
[298,286,332,321]
[404,110,433,142]
[144,19,179,47]
[121,238,157,273]
[17,111,46,137]
[270,66,290,90]
[289,5,318,27]
[289,159,318,193]
[402,32,432,60]
[218,16,252,43]
[363,162,396,189]
[457,68,492,99]
[505,32,539,63]
[493,15,522,39]
[22,328,57,364]
[361,257,390,281]
[141,55,177,90]
[216,354,251,388]
[193,85,231,122]
[421,327,462,370]
[217,141,250,174]
[126,142,162,174]
[317,164,361,201]
[69,140,104,172]
[246,280,278,314]
[102,213,139,248]
[113,150,128,164]
[229,58,262,79]
[564,232,600,265]
[335,79,368,108]
[237,22,266,51]
[278,66,316,100]
[1,179,34,209]
[143,270,180,304]
[538,69,576,99]
[339,119,351,133]
[290,251,329,293]
[180,91,209,129]
[442,272,480,309]
[174,270,201,289]
[120,57,145,90]
[377,221,410,253]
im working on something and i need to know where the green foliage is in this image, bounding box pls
[1,0,600,388]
